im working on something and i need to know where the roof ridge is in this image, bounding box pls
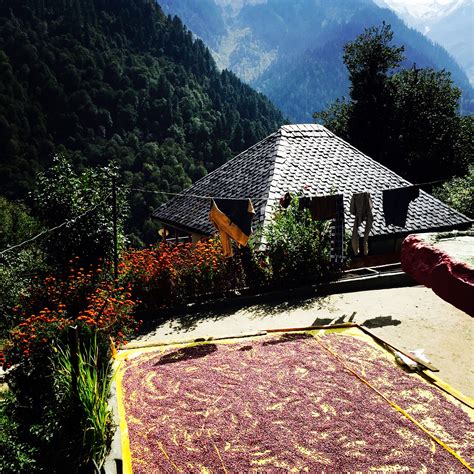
[281,123,327,132]
[259,127,290,225]
[162,130,281,198]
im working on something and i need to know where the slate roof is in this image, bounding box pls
[153,124,472,238]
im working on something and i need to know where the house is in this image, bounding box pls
[152,124,472,255]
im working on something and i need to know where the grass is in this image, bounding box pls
[54,331,114,472]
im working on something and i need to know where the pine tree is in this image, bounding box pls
[343,22,404,167]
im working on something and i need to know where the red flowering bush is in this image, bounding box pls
[4,258,137,368]
[1,259,139,472]
[120,239,247,310]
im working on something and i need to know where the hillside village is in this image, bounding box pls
[0,1,472,472]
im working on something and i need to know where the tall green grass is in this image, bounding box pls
[54,330,114,472]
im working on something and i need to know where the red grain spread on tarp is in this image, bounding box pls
[401,234,474,316]
[121,333,473,472]
[322,333,474,466]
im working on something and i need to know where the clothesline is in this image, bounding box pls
[129,187,269,201]
[349,179,445,196]
[403,178,445,186]
[0,194,112,257]
[130,178,445,201]
[1,178,445,256]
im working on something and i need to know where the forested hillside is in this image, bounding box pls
[0,0,284,242]
[160,0,474,121]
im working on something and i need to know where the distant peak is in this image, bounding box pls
[374,0,469,22]
[215,0,268,16]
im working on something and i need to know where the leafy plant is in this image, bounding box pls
[0,197,47,339]
[53,329,114,472]
[0,392,38,473]
[433,167,474,218]
[263,194,332,284]
[1,257,137,472]
[5,260,136,368]
[120,238,246,310]
[32,155,128,270]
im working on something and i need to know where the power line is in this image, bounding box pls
[129,187,269,201]
[414,179,447,187]
[130,178,446,202]
[0,194,111,257]
[1,178,448,257]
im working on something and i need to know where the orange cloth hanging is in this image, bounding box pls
[209,199,255,257]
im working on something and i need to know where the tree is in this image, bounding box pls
[314,23,471,183]
[433,166,474,218]
[390,66,471,181]
[313,98,350,138]
[32,154,128,270]
[343,22,404,166]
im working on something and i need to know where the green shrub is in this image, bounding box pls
[2,257,136,472]
[263,195,332,284]
[120,239,248,310]
[239,243,271,289]
[4,261,136,369]
[32,155,128,270]
[433,168,474,219]
[0,392,38,473]
[0,248,48,339]
[2,324,115,473]
[0,197,47,339]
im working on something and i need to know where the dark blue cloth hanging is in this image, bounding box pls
[383,186,419,227]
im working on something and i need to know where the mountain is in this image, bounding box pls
[0,0,284,243]
[376,0,474,85]
[375,0,466,23]
[427,1,474,85]
[159,0,474,121]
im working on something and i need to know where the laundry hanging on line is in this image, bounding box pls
[383,186,420,227]
[209,198,255,257]
[273,181,431,258]
[297,193,345,265]
[299,195,338,221]
[280,192,292,209]
[350,192,373,256]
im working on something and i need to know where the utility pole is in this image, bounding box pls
[112,174,118,285]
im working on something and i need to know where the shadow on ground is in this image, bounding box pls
[262,333,314,346]
[244,295,333,319]
[155,344,218,365]
[362,315,402,329]
[136,291,335,337]
[136,293,402,340]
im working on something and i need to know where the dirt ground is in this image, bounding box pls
[134,285,474,398]
[427,233,474,267]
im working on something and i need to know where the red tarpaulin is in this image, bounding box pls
[401,234,474,316]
